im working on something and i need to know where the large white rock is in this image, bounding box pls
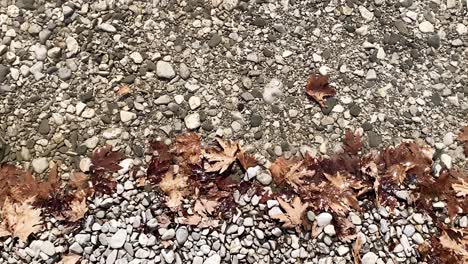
[184,113,201,130]
[156,61,175,79]
[32,158,48,173]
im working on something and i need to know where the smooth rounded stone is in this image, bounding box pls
[419,21,434,33]
[156,61,175,79]
[106,250,117,264]
[161,229,175,240]
[207,34,222,47]
[324,225,336,236]
[120,110,136,123]
[98,23,117,33]
[155,95,172,105]
[203,254,221,264]
[349,213,362,225]
[271,227,282,237]
[193,256,204,264]
[337,245,349,256]
[268,207,283,218]
[32,157,48,174]
[161,249,175,263]
[66,36,79,56]
[176,228,189,244]
[184,113,201,130]
[40,241,55,256]
[361,252,378,264]
[412,233,424,245]
[368,224,378,234]
[58,67,72,80]
[412,213,424,224]
[459,216,468,227]
[130,52,143,64]
[316,212,333,227]
[81,108,95,119]
[243,217,254,227]
[254,229,265,239]
[366,69,377,80]
[109,229,127,249]
[38,119,50,134]
[69,242,83,254]
[200,245,211,254]
[75,234,91,245]
[79,158,91,172]
[189,96,201,110]
[250,114,262,127]
[135,248,150,258]
[84,136,99,149]
[226,224,238,234]
[179,63,190,79]
[440,154,452,169]
[427,34,441,49]
[403,225,415,237]
[443,132,454,146]
[256,173,272,185]
[30,62,44,80]
[35,45,47,61]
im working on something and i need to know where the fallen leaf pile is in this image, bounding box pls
[0,128,466,263]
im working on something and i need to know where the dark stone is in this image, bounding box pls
[362,122,373,131]
[250,114,262,127]
[281,142,290,151]
[16,0,36,10]
[368,131,382,147]
[207,34,222,48]
[321,98,338,115]
[101,115,112,124]
[80,91,94,103]
[349,104,362,117]
[271,105,281,114]
[199,111,207,122]
[202,120,214,131]
[394,20,409,35]
[263,48,274,57]
[254,131,263,140]
[0,65,10,82]
[251,89,262,98]
[146,60,156,71]
[132,144,144,157]
[267,34,277,42]
[252,17,267,27]
[0,140,6,162]
[431,92,442,105]
[38,119,50,135]
[427,34,441,49]
[76,145,87,155]
[241,92,255,102]
[122,75,136,84]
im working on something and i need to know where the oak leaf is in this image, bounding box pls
[204,138,239,173]
[147,141,172,184]
[61,254,81,264]
[159,169,188,209]
[270,157,315,188]
[0,198,42,242]
[305,73,336,108]
[271,197,308,229]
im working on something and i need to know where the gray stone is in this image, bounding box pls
[120,110,136,123]
[316,213,333,227]
[69,242,83,254]
[256,173,272,185]
[109,230,127,249]
[203,254,221,264]
[412,233,424,245]
[161,249,175,263]
[179,63,190,79]
[208,34,222,47]
[361,252,378,264]
[324,225,336,236]
[184,113,201,130]
[106,250,117,264]
[156,61,176,79]
[58,67,72,80]
[368,131,382,147]
[427,34,441,49]
[40,241,55,256]
[161,229,175,240]
[75,234,91,245]
[176,228,189,244]
[38,119,50,135]
[32,158,48,174]
[403,225,415,237]
[155,95,172,105]
[419,21,434,33]
[99,23,117,33]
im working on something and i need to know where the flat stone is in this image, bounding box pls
[32,158,48,174]
[106,250,117,264]
[361,252,378,264]
[203,254,221,264]
[208,34,222,47]
[109,230,127,249]
[256,173,272,185]
[156,61,175,79]
[38,119,50,135]
[103,128,122,139]
[368,131,382,147]
[154,95,172,105]
[161,229,175,240]
[189,96,201,110]
[184,113,201,130]
[179,63,190,79]
[316,213,333,227]
[419,21,434,33]
[120,111,136,123]
[98,23,117,33]
[40,241,55,256]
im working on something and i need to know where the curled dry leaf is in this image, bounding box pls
[352,232,366,264]
[61,254,81,264]
[159,168,188,209]
[439,230,468,260]
[305,73,336,108]
[452,178,468,197]
[270,157,315,188]
[271,197,308,229]
[204,138,239,173]
[0,198,42,242]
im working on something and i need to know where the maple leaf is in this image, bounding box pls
[63,198,88,222]
[193,198,219,217]
[61,254,81,264]
[0,198,42,242]
[439,230,468,259]
[305,73,336,108]
[236,150,257,171]
[204,138,239,173]
[352,232,366,264]
[171,133,202,165]
[159,169,188,209]
[452,178,468,197]
[147,141,172,184]
[270,157,315,188]
[271,197,308,229]
[343,129,362,155]
[90,145,123,173]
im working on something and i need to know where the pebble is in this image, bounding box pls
[419,21,434,33]
[155,95,172,105]
[32,157,48,174]
[130,52,143,64]
[403,225,415,237]
[179,63,190,79]
[109,230,127,249]
[263,79,283,103]
[189,96,201,110]
[161,229,175,240]
[156,61,176,79]
[98,23,117,33]
[161,249,175,263]
[176,228,189,244]
[324,225,336,236]
[440,154,452,169]
[203,254,220,264]
[120,111,136,123]
[40,241,55,256]
[256,173,272,185]
[361,252,378,264]
[316,213,333,227]
[185,113,201,129]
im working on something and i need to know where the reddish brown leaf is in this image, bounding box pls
[159,168,189,209]
[236,150,257,171]
[147,141,172,184]
[90,145,123,173]
[171,133,202,165]
[458,126,468,156]
[270,196,308,230]
[270,157,315,188]
[117,84,130,96]
[204,138,239,173]
[305,73,336,108]
[343,129,362,155]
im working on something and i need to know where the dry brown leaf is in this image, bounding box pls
[439,231,468,257]
[194,198,218,217]
[61,254,81,264]
[270,157,315,188]
[63,198,88,222]
[305,73,336,108]
[204,138,239,173]
[452,178,468,197]
[0,198,42,242]
[458,126,468,142]
[172,133,202,165]
[352,232,366,264]
[271,197,308,229]
[236,150,257,171]
[324,172,347,189]
[117,84,130,96]
[159,169,188,209]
